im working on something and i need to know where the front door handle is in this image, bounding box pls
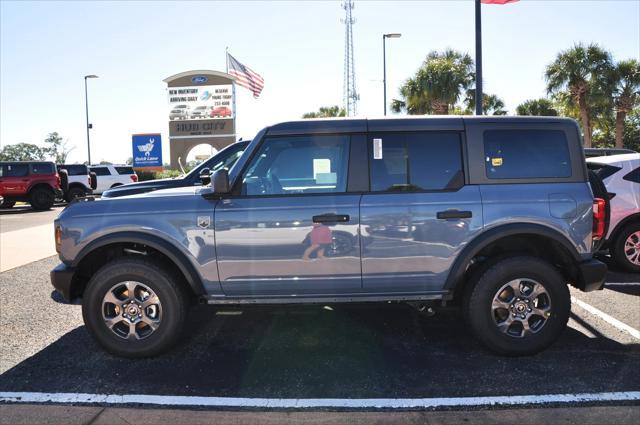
[436,210,472,220]
[313,214,350,224]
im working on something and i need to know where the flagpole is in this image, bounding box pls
[475,0,483,115]
[225,46,229,73]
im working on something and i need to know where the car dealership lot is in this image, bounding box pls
[0,255,638,410]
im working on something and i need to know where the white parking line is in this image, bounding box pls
[605,282,640,286]
[0,391,639,409]
[571,297,640,339]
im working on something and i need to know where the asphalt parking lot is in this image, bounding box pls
[0,208,638,420]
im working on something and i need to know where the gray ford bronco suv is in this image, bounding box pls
[51,117,607,358]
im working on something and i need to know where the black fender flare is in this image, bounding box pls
[443,223,583,291]
[72,231,205,296]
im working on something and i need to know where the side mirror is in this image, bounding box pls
[212,169,230,194]
[199,167,211,185]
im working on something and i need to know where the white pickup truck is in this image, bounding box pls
[89,165,138,195]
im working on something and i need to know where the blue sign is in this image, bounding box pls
[132,134,162,167]
[191,75,208,84]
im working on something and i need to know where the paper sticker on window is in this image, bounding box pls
[491,157,503,167]
[373,138,383,159]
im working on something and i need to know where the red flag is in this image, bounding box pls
[481,0,518,4]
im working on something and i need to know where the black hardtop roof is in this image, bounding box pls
[266,116,577,136]
[0,160,56,165]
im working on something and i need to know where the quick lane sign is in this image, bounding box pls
[132,134,162,167]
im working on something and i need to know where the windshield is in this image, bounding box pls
[185,142,248,179]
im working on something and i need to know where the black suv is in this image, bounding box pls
[101,141,248,198]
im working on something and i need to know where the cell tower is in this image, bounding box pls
[342,1,358,116]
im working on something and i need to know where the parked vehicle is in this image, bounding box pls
[57,164,97,202]
[584,147,636,158]
[101,141,249,198]
[587,153,640,272]
[190,105,209,119]
[0,161,66,210]
[52,117,607,358]
[89,165,138,195]
[210,106,232,118]
[169,105,190,120]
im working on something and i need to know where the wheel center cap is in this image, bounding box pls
[127,305,139,316]
[514,302,527,313]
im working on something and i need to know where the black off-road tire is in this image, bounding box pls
[463,256,570,356]
[64,186,87,202]
[82,257,188,358]
[29,187,55,210]
[611,222,640,273]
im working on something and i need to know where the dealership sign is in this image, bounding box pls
[132,134,162,167]
[168,84,234,121]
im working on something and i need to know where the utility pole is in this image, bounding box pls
[84,74,98,164]
[383,33,401,116]
[475,0,483,115]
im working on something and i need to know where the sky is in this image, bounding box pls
[1,0,639,164]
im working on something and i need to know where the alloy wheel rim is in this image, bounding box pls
[102,281,162,340]
[623,231,640,266]
[491,278,551,338]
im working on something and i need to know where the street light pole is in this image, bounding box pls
[84,74,98,164]
[475,0,483,115]
[382,33,401,116]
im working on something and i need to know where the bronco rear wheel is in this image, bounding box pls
[29,187,54,210]
[82,257,188,358]
[464,256,570,356]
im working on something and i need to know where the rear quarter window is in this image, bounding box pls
[484,130,571,179]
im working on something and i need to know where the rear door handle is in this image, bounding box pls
[436,210,472,219]
[313,214,350,223]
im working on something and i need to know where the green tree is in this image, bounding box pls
[610,59,640,148]
[43,132,74,163]
[302,105,346,118]
[516,98,559,116]
[392,49,474,115]
[0,143,47,161]
[545,43,613,147]
[464,91,507,115]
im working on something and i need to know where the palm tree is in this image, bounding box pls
[464,91,507,115]
[516,99,558,116]
[302,105,346,119]
[611,59,640,148]
[392,49,474,115]
[545,43,613,147]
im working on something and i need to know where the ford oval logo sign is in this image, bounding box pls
[191,75,208,84]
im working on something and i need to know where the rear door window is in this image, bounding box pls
[59,164,88,176]
[91,167,110,176]
[115,166,134,175]
[31,163,54,175]
[623,166,640,183]
[370,132,463,191]
[484,130,571,179]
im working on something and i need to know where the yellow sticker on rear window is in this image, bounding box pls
[491,157,503,167]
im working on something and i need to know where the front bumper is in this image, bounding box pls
[50,263,76,302]
[574,258,607,292]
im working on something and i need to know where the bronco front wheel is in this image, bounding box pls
[82,257,188,358]
[464,256,570,356]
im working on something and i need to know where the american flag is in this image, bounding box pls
[227,53,264,98]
